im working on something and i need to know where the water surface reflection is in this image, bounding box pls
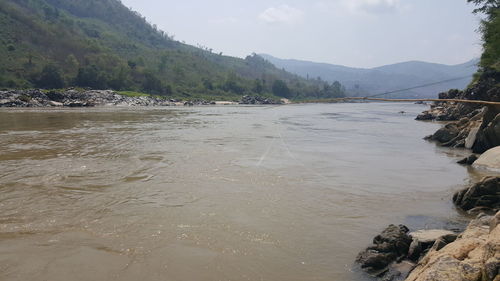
[0,104,489,281]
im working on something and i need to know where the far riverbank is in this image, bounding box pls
[0,89,283,108]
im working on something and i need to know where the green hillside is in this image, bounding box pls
[0,0,345,100]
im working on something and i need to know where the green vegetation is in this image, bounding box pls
[0,0,345,100]
[468,0,500,79]
[35,64,64,89]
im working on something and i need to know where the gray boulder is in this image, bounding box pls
[457,154,478,165]
[240,95,281,105]
[356,224,413,276]
[407,230,457,262]
[430,123,460,143]
[473,111,500,153]
[452,177,500,212]
[473,146,500,172]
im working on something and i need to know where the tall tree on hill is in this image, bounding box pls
[75,65,107,89]
[142,71,163,94]
[272,80,291,98]
[36,65,65,89]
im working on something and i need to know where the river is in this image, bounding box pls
[0,103,483,281]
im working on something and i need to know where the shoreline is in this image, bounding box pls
[0,89,284,108]
[355,94,500,281]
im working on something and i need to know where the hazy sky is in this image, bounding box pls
[120,0,483,68]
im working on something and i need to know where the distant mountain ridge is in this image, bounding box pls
[259,54,479,98]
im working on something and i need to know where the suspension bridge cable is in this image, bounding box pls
[365,75,473,98]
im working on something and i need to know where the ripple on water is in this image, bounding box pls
[0,104,477,281]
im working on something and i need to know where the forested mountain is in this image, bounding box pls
[0,0,345,100]
[260,54,479,98]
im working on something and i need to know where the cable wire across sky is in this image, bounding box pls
[366,75,473,98]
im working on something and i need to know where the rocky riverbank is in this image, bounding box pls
[356,76,500,281]
[0,89,172,107]
[406,211,499,281]
[356,176,499,281]
[0,89,283,107]
[416,77,500,154]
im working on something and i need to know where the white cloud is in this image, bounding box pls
[344,0,402,14]
[258,5,304,25]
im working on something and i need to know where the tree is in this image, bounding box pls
[158,55,168,73]
[172,64,185,81]
[142,71,163,94]
[36,64,64,89]
[136,57,145,67]
[164,84,172,95]
[108,66,129,90]
[468,0,500,72]
[75,65,107,89]
[332,81,342,92]
[43,5,60,22]
[223,73,244,94]
[272,80,291,98]
[27,53,34,66]
[252,79,263,93]
[128,60,137,69]
[65,54,79,70]
[467,0,500,15]
[202,78,214,90]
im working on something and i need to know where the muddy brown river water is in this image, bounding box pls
[0,103,487,281]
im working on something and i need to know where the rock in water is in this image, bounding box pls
[473,111,500,153]
[453,177,500,212]
[382,260,416,281]
[356,224,412,276]
[430,123,460,143]
[473,146,500,172]
[465,126,481,149]
[426,112,485,148]
[457,154,479,165]
[415,111,434,121]
[405,212,500,281]
[409,229,457,244]
[407,230,458,262]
